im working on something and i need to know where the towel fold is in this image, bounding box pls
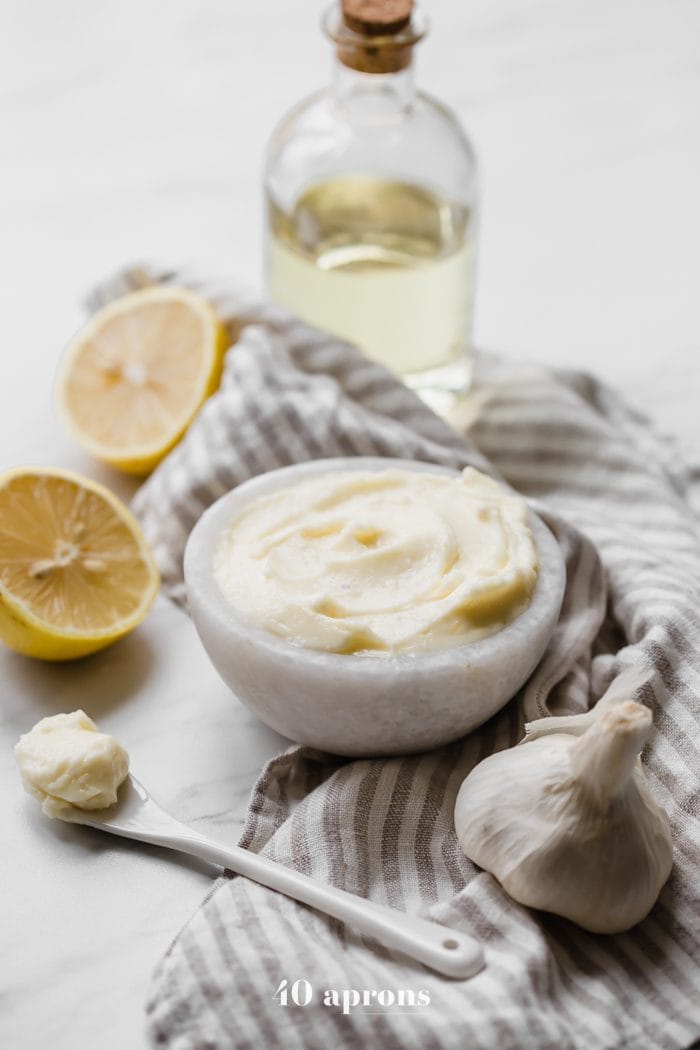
[91,266,700,1050]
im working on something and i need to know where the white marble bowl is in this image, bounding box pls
[184,458,565,757]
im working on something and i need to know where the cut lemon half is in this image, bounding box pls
[57,286,228,475]
[0,468,159,661]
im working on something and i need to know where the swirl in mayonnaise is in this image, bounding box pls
[213,467,539,655]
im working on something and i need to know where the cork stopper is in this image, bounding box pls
[324,0,425,75]
[342,0,413,37]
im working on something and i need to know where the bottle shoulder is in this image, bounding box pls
[266,86,474,149]
[414,91,478,163]
[265,88,335,143]
[265,85,478,204]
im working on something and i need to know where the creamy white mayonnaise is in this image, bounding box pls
[15,710,129,818]
[213,466,539,655]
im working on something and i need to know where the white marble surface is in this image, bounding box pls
[2,597,289,1049]
[1,1,698,1048]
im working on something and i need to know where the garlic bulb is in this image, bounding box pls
[454,701,673,933]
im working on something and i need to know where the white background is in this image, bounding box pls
[1,2,699,1048]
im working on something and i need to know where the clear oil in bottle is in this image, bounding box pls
[267,174,475,382]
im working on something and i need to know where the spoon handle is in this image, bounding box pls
[164,828,484,980]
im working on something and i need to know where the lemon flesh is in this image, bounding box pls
[0,468,159,661]
[57,286,227,475]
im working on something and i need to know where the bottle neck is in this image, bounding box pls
[323,3,425,114]
[333,59,416,113]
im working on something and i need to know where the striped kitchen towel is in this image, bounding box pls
[91,266,700,1050]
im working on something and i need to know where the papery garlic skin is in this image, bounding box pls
[454,702,673,934]
[525,664,651,741]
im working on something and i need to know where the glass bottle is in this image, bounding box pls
[263,0,479,413]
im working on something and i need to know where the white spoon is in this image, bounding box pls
[57,773,484,980]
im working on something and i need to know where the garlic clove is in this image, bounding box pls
[524,663,652,741]
[454,701,673,934]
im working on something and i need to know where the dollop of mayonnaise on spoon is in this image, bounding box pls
[15,710,128,818]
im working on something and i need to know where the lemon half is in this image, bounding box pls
[57,286,228,475]
[0,468,159,661]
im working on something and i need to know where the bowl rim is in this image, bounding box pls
[183,457,566,676]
